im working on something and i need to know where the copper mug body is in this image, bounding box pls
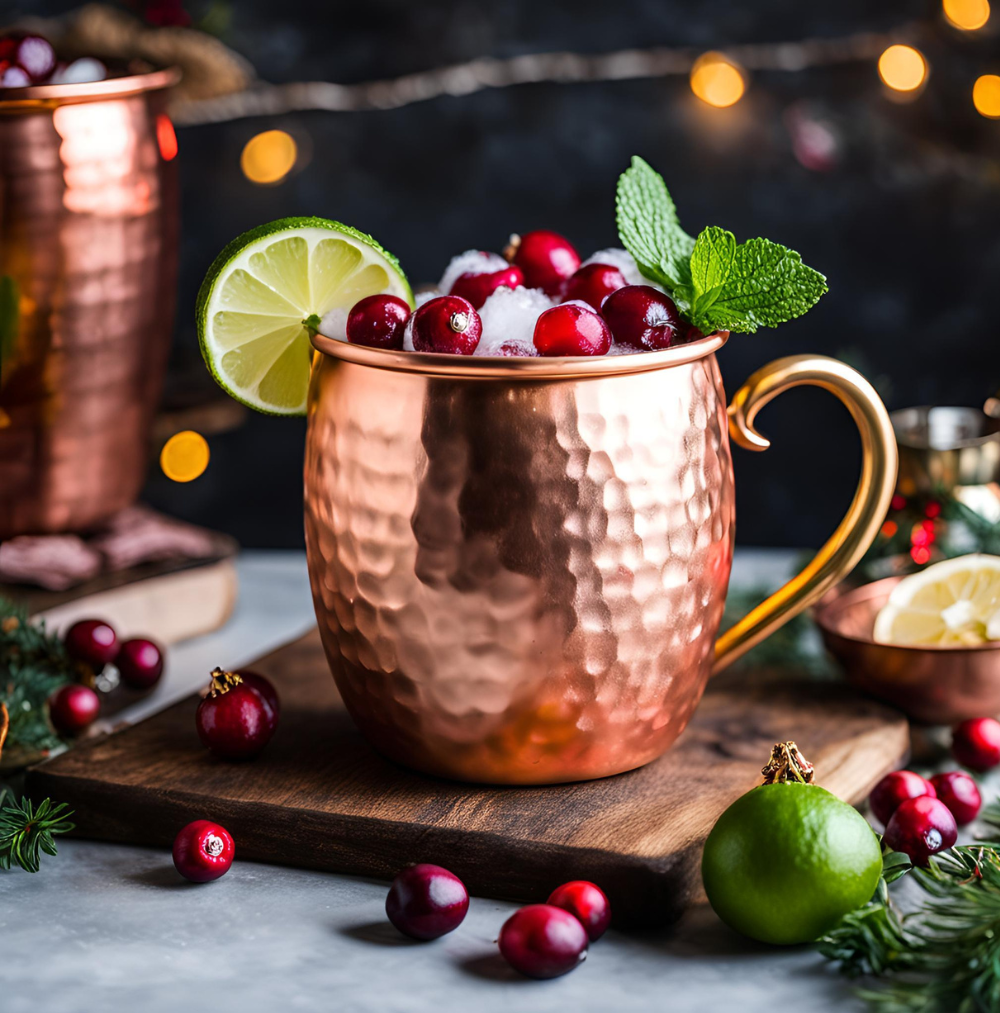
[0,69,180,539]
[305,333,898,784]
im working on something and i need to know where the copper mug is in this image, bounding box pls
[305,332,898,783]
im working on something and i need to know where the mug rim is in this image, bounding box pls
[0,66,181,107]
[310,329,729,379]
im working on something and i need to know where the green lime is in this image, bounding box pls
[196,218,412,416]
[701,782,883,945]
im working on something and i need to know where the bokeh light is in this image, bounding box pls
[161,431,210,483]
[973,74,1000,118]
[878,45,928,93]
[690,53,746,108]
[156,114,178,161]
[240,130,298,185]
[943,0,991,29]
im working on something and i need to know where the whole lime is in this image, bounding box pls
[701,782,883,945]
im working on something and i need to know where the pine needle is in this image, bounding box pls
[0,792,75,873]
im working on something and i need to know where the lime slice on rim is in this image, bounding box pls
[196,217,412,415]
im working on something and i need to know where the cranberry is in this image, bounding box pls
[684,324,707,343]
[410,295,482,355]
[49,683,100,735]
[498,904,588,979]
[236,670,280,725]
[868,770,936,827]
[196,668,276,760]
[346,295,411,350]
[494,339,539,357]
[533,303,611,356]
[602,285,683,351]
[385,864,469,940]
[952,717,1000,772]
[508,231,581,295]
[930,771,982,826]
[450,265,524,309]
[561,263,627,311]
[0,37,17,63]
[884,795,958,865]
[116,638,164,690]
[0,64,31,88]
[13,36,56,83]
[172,820,234,882]
[547,881,611,941]
[64,619,118,668]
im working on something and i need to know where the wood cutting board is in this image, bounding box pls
[27,630,909,927]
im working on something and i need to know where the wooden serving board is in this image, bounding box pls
[27,630,909,927]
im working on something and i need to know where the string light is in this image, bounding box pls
[943,0,991,30]
[878,44,928,93]
[240,129,298,185]
[973,74,1000,118]
[690,52,746,108]
[160,431,210,483]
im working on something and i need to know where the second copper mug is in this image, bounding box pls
[305,332,898,784]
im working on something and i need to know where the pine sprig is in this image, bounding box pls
[0,791,75,873]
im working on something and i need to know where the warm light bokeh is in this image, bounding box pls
[240,130,298,185]
[690,53,746,108]
[943,0,991,30]
[973,74,1000,118]
[877,45,928,93]
[156,114,178,161]
[161,431,210,483]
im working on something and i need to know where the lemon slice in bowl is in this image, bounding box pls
[197,218,412,415]
[873,554,1000,646]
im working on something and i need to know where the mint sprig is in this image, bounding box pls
[616,158,828,334]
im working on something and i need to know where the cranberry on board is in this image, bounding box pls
[601,285,684,351]
[385,864,470,940]
[547,881,611,941]
[449,265,524,309]
[196,668,276,760]
[930,771,982,826]
[533,303,611,357]
[346,295,411,350]
[172,820,235,882]
[952,717,1000,772]
[64,619,119,668]
[498,904,589,979]
[116,638,165,690]
[868,770,936,827]
[883,795,958,865]
[410,295,482,355]
[560,263,627,311]
[236,670,280,724]
[49,684,100,735]
[508,230,581,295]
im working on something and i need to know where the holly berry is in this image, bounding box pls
[410,295,482,355]
[561,263,627,311]
[883,795,958,865]
[385,864,469,940]
[13,35,56,83]
[196,668,277,760]
[930,771,982,826]
[498,904,589,979]
[346,295,411,350]
[116,638,164,690]
[868,770,936,827]
[236,670,280,724]
[546,881,611,941]
[952,717,1000,772]
[65,619,118,668]
[172,820,235,882]
[533,303,611,357]
[601,285,683,351]
[49,683,100,735]
[449,265,524,309]
[507,231,581,295]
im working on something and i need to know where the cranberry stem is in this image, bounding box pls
[208,667,244,698]
[760,741,815,785]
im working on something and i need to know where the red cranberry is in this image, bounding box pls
[14,35,56,83]
[236,670,280,725]
[64,619,119,668]
[684,324,707,343]
[561,263,627,311]
[508,231,581,295]
[385,864,469,940]
[952,717,1000,772]
[883,795,958,866]
[411,295,481,355]
[196,668,276,760]
[346,295,411,350]
[172,820,234,882]
[533,303,611,356]
[602,285,683,351]
[494,339,539,357]
[868,770,936,827]
[498,904,589,978]
[49,683,100,735]
[0,64,30,87]
[0,37,17,63]
[449,265,524,309]
[547,881,611,941]
[116,638,165,690]
[930,771,982,826]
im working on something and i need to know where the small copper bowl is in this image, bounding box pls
[815,576,1000,724]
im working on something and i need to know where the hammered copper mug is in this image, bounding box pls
[305,332,898,784]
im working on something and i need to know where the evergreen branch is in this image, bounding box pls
[0,793,75,873]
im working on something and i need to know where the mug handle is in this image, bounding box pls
[712,354,898,675]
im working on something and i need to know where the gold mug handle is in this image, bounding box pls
[713,354,899,675]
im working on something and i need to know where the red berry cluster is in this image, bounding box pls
[0,32,106,88]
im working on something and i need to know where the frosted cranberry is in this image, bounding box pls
[411,295,481,355]
[65,619,119,668]
[547,881,611,941]
[450,265,524,309]
[236,670,280,725]
[494,339,539,357]
[49,684,100,735]
[952,717,1000,772]
[196,668,276,760]
[930,771,982,826]
[498,904,588,978]
[0,64,30,87]
[884,796,957,866]
[561,263,627,311]
[868,770,936,827]
[14,35,56,83]
[172,820,234,882]
[385,863,469,940]
[602,285,683,351]
[346,295,410,350]
[116,638,164,690]
[509,231,581,295]
[533,303,611,357]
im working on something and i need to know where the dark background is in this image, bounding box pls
[24,0,1000,548]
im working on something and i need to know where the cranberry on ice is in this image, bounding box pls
[561,263,627,311]
[498,904,589,978]
[883,795,957,866]
[346,295,411,350]
[49,683,100,735]
[868,770,936,827]
[449,265,524,309]
[547,881,611,941]
[533,303,611,357]
[385,864,469,940]
[410,295,482,355]
[952,717,1000,772]
[602,285,683,351]
[508,230,581,295]
[930,771,982,826]
[172,820,235,882]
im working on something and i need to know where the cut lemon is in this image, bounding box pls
[873,554,1000,646]
[196,218,411,415]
